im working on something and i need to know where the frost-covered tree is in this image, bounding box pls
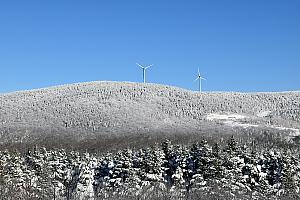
[1,138,300,199]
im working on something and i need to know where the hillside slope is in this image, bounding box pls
[0,81,300,147]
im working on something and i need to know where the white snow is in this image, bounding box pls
[206,114,247,121]
[206,113,257,128]
[207,113,300,137]
[256,111,272,118]
[223,121,259,128]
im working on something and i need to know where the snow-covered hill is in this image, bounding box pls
[0,81,299,147]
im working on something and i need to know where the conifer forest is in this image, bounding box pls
[1,135,300,200]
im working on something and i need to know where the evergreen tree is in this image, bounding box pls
[227,135,238,155]
[211,143,223,178]
[161,140,178,188]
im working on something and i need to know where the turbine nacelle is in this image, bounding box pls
[194,68,206,92]
[136,63,153,83]
[136,63,153,69]
[194,75,206,81]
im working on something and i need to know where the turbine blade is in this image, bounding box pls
[136,63,144,68]
[198,67,200,74]
[145,64,153,69]
[201,77,206,80]
[194,77,199,81]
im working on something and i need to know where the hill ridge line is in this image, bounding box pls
[1,81,299,96]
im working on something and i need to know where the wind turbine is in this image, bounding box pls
[194,68,206,92]
[136,63,153,83]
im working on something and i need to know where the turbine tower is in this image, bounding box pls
[194,68,206,92]
[136,63,153,83]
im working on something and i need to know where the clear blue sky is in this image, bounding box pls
[0,0,299,93]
